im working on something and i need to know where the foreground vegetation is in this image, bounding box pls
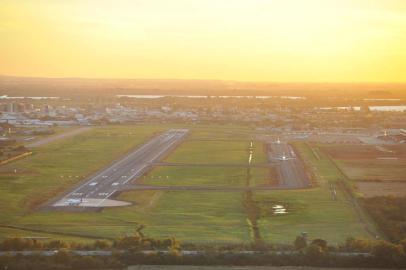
[1,235,406,269]
[361,196,406,242]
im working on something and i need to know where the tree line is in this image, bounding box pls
[1,233,406,269]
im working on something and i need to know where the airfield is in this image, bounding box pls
[0,124,394,244]
[52,129,188,208]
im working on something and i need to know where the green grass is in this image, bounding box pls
[255,189,371,244]
[0,226,95,243]
[165,140,267,164]
[119,190,250,243]
[13,190,250,244]
[142,166,272,187]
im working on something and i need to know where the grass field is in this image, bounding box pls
[0,124,378,245]
[165,140,267,165]
[141,166,273,187]
[10,190,249,243]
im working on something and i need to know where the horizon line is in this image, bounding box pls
[1,74,406,85]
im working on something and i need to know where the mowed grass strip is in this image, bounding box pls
[141,166,272,187]
[0,125,163,225]
[0,226,96,243]
[165,140,267,165]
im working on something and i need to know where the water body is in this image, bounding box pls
[273,204,288,215]
[363,98,403,101]
[369,106,406,112]
[318,106,406,112]
[117,95,306,100]
[0,95,60,100]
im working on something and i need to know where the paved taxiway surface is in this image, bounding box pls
[268,142,310,188]
[53,129,188,207]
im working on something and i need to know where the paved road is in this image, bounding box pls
[268,142,310,188]
[0,249,371,258]
[53,129,188,208]
[26,127,92,148]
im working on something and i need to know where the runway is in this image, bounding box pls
[268,142,310,188]
[52,129,188,208]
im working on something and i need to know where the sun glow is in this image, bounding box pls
[1,0,405,82]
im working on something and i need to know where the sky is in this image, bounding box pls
[0,0,406,82]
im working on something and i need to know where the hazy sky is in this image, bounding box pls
[1,0,406,82]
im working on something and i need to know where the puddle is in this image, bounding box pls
[272,204,288,214]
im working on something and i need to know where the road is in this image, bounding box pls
[0,249,371,258]
[52,129,188,208]
[26,127,92,148]
[268,142,310,188]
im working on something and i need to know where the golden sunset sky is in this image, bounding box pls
[1,0,405,82]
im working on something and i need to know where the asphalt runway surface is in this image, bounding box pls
[268,142,310,188]
[53,129,188,208]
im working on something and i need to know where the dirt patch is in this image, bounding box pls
[338,159,406,182]
[324,145,406,159]
[358,182,406,197]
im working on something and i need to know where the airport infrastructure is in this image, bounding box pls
[53,129,188,208]
[268,139,310,188]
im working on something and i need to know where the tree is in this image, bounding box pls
[311,239,328,251]
[294,235,307,250]
[305,244,325,260]
[399,239,406,253]
[46,240,68,250]
[93,240,110,250]
[372,240,404,265]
